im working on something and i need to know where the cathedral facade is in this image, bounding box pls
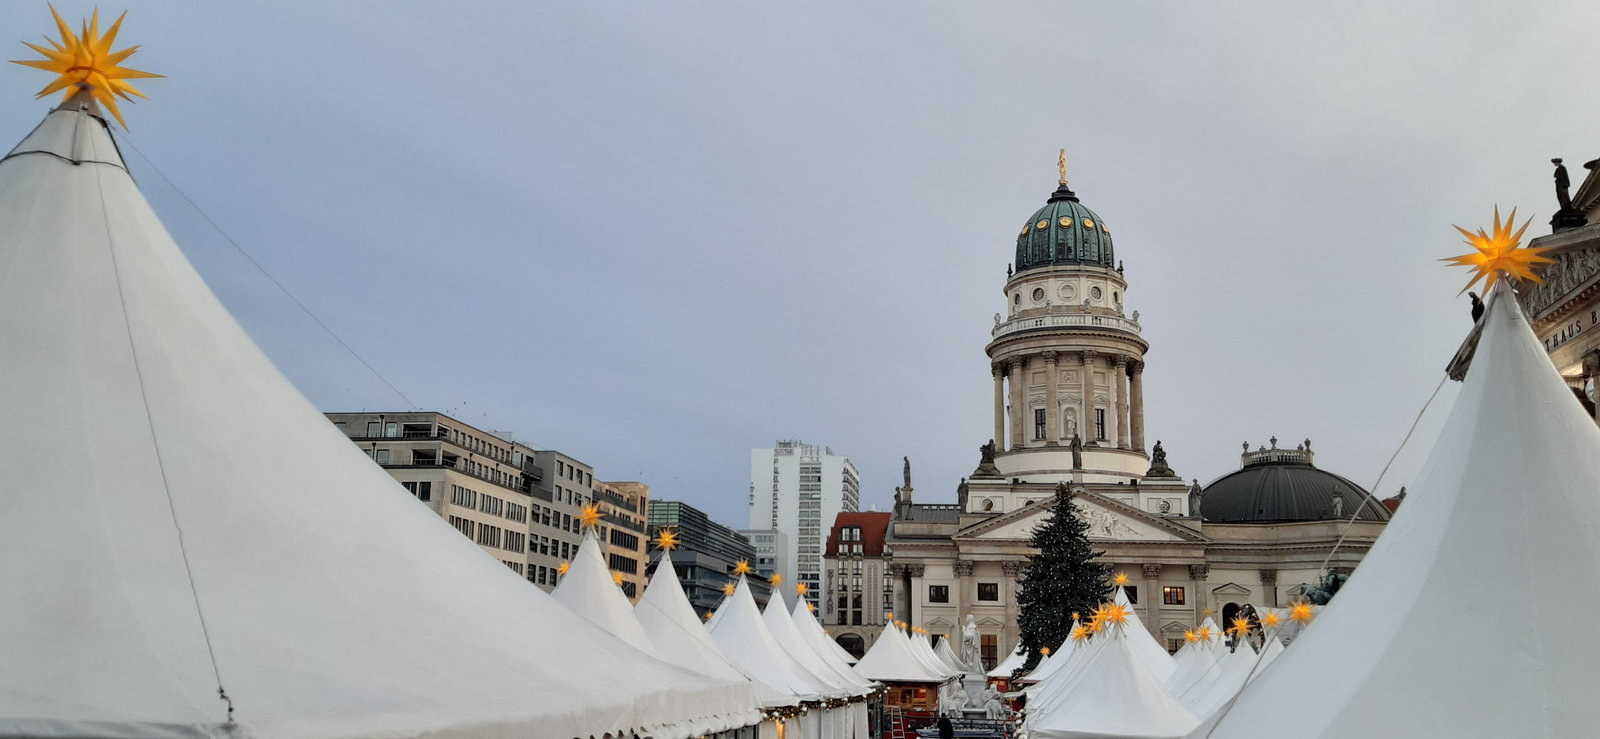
[868,158,1390,667]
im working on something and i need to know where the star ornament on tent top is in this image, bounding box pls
[12,6,161,128]
[1288,601,1315,625]
[1229,616,1253,638]
[769,573,783,587]
[578,503,603,530]
[1260,610,1283,630]
[611,572,625,586]
[1113,572,1130,586]
[722,582,737,596]
[795,582,809,596]
[1040,646,1052,656]
[557,561,570,576]
[1183,629,1198,643]
[1443,206,1552,294]
[652,528,679,551]
[733,559,752,575]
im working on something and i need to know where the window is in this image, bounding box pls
[981,634,998,670]
[1125,586,1139,604]
[366,421,379,437]
[978,583,999,601]
[334,421,347,433]
[1034,408,1047,439]
[384,422,398,438]
[401,481,431,501]
[1163,586,1186,605]
[447,515,474,538]
[1095,409,1106,440]
[928,585,949,603]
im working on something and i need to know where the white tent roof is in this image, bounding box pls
[1192,282,1600,737]
[1178,638,1256,721]
[1022,623,1081,688]
[0,97,754,739]
[1165,633,1222,699]
[552,530,659,658]
[852,625,948,684]
[761,593,869,696]
[1250,634,1284,680]
[986,639,1028,678]
[791,602,859,665]
[790,600,877,691]
[1027,624,1198,739]
[908,629,963,677]
[933,635,969,674]
[635,553,788,712]
[1113,585,1177,682]
[706,576,833,700]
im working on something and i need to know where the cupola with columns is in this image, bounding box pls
[985,151,1150,483]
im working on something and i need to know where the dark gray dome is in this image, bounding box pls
[1199,445,1390,524]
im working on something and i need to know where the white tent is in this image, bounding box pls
[1249,634,1284,680]
[1191,281,1600,736]
[789,600,874,739]
[707,576,833,700]
[552,530,660,657]
[0,94,754,738]
[933,635,970,675]
[852,624,948,684]
[799,612,859,666]
[1165,631,1222,700]
[635,553,789,713]
[762,595,871,697]
[1026,623,1198,739]
[908,629,963,678]
[1021,622,1082,689]
[1113,585,1177,682]
[986,639,1029,679]
[1177,638,1256,721]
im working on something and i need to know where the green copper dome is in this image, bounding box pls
[1014,183,1115,273]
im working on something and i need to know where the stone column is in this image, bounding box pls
[1189,564,1209,625]
[1113,356,1129,449]
[1129,361,1146,452]
[1260,569,1279,608]
[1143,563,1162,636]
[1001,561,1023,655]
[992,363,1006,450]
[1043,351,1060,445]
[1079,351,1097,444]
[907,564,926,626]
[954,559,974,635]
[1009,359,1026,449]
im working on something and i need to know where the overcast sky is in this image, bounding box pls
[5,2,1595,527]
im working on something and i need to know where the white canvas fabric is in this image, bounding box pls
[908,630,962,677]
[986,639,1028,678]
[707,576,832,700]
[793,609,859,666]
[0,98,754,739]
[1027,624,1198,739]
[1165,636,1222,699]
[789,600,878,694]
[852,624,947,683]
[1248,635,1284,681]
[1178,640,1256,721]
[552,530,660,657]
[1191,282,1600,737]
[933,636,969,674]
[1114,586,1177,682]
[761,596,868,697]
[636,555,789,713]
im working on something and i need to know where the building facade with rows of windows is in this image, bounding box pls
[821,512,892,658]
[880,163,1391,668]
[325,411,645,599]
[749,441,861,611]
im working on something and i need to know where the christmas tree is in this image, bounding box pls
[1015,482,1111,673]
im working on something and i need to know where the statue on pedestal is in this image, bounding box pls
[961,614,982,672]
[1070,434,1083,470]
[1552,157,1589,231]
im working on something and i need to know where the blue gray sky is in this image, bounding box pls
[5,2,1596,527]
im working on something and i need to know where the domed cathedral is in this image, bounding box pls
[990,150,1150,482]
[880,154,1390,665]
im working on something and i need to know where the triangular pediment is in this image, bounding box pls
[955,491,1206,544]
[1212,582,1252,597]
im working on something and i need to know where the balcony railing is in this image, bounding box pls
[992,312,1142,339]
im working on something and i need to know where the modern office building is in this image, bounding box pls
[325,412,634,595]
[749,441,861,610]
[648,500,770,613]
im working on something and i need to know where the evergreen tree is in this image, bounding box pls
[1014,482,1111,673]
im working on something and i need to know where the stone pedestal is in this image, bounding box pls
[961,673,987,712]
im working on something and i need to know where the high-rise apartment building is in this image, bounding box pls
[749,441,861,609]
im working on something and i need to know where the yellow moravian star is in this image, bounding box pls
[1229,616,1253,638]
[1288,601,1315,624]
[1443,206,1552,295]
[1113,572,1130,586]
[652,528,679,551]
[1260,610,1283,630]
[11,6,161,128]
[611,572,625,586]
[796,582,809,596]
[578,503,603,530]
[733,559,752,575]
[557,561,570,576]
[769,573,783,587]
[723,582,737,596]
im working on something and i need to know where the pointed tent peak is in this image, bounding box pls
[11,5,160,128]
[551,524,658,658]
